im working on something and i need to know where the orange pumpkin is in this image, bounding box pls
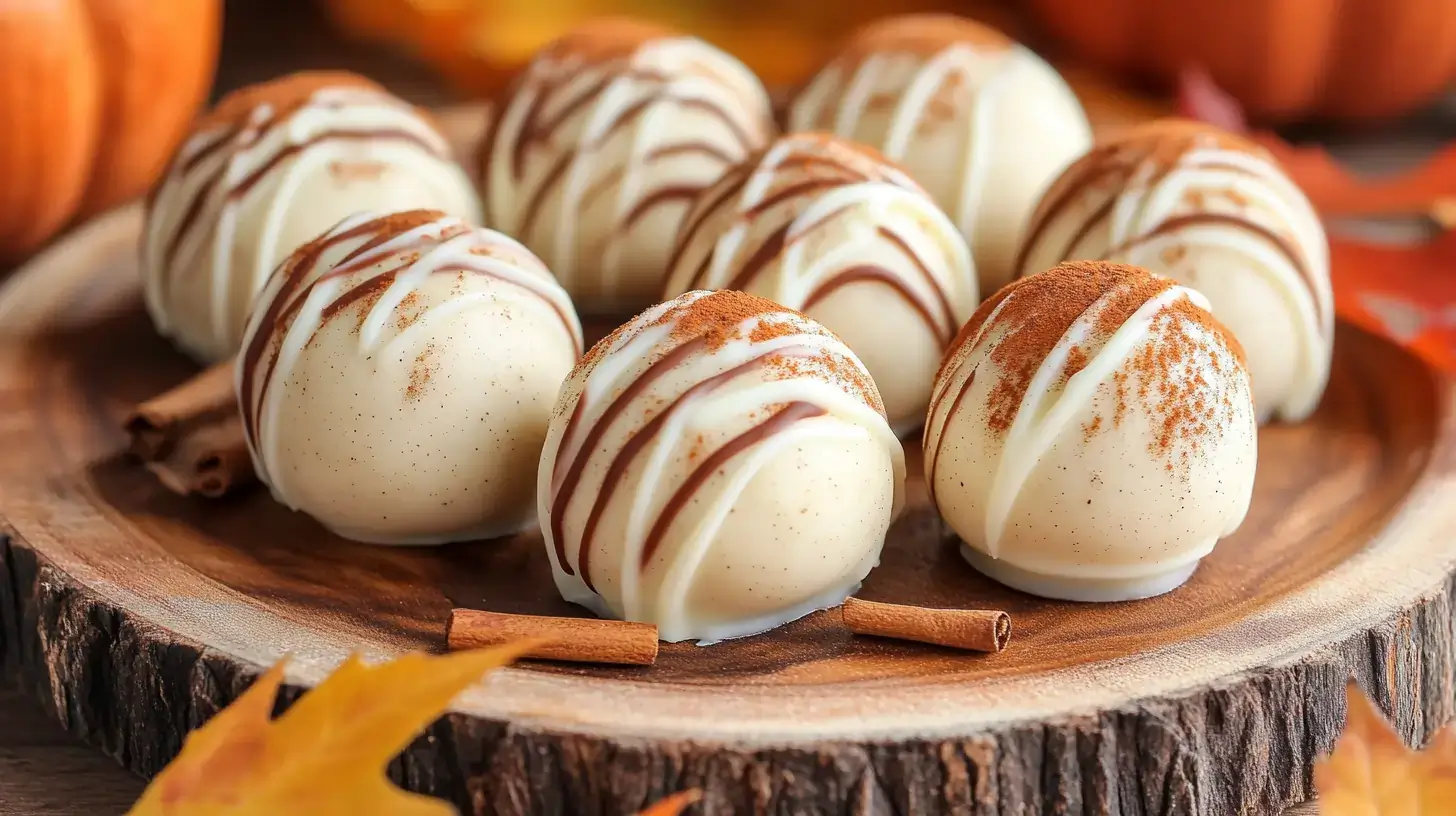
[0,0,220,262]
[1025,0,1456,123]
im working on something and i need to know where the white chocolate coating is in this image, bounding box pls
[1014,120,1332,423]
[237,210,583,546]
[481,20,776,314]
[539,290,906,643]
[144,73,482,363]
[925,262,1257,602]
[662,134,977,434]
[788,14,1091,293]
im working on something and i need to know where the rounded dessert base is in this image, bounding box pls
[959,543,1201,603]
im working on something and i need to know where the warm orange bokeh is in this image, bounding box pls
[320,0,996,95]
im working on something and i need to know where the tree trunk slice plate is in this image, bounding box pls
[3,109,1456,815]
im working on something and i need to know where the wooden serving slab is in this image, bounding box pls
[4,110,1456,816]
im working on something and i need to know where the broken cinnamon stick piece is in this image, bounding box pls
[842,597,1011,653]
[447,609,659,666]
[125,361,256,497]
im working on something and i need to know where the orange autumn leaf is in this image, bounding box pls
[638,789,702,815]
[1315,682,1456,815]
[127,643,534,816]
[1329,231,1456,374]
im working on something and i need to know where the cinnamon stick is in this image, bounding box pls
[447,608,659,666]
[842,597,1011,653]
[125,361,256,497]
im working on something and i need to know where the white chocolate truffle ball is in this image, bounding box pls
[925,261,1257,602]
[539,290,906,642]
[480,19,776,314]
[237,210,583,545]
[144,72,482,363]
[1014,119,1333,423]
[787,14,1092,293]
[662,134,977,435]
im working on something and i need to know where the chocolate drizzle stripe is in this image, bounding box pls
[878,225,958,341]
[1105,212,1323,325]
[621,185,709,231]
[571,347,806,591]
[925,367,976,511]
[744,177,852,218]
[509,66,675,180]
[163,128,442,272]
[666,173,750,276]
[579,142,737,213]
[639,401,825,567]
[239,212,446,451]
[229,129,441,200]
[315,263,584,357]
[803,265,950,344]
[1011,153,1134,279]
[514,85,755,240]
[720,223,790,291]
[548,337,709,575]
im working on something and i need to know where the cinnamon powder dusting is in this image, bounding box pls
[963,261,1247,471]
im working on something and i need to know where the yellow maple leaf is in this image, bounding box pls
[1315,681,1456,815]
[128,643,534,816]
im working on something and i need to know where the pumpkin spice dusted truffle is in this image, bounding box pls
[925,261,1257,602]
[662,133,977,433]
[539,290,905,643]
[480,18,776,314]
[237,210,582,546]
[143,72,481,363]
[1013,119,1332,423]
[787,14,1092,292]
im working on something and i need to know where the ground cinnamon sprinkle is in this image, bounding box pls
[766,349,884,415]
[979,261,1139,433]
[407,343,437,400]
[658,290,788,350]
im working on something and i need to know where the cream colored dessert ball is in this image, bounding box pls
[143,72,481,363]
[1014,119,1332,423]
[787,14,1091,292]
[480,18,776,314]
[925,261,1257,602]
[539,290,905,643]
[662,133,977,434]
[237,210,582,546]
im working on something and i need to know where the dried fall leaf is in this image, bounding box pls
[128,643,533,816]
[638,789,702,815]
[1329,231,1456,373]
[1316,682,1456,815]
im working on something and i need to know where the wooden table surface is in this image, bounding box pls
[0,1,1441,814]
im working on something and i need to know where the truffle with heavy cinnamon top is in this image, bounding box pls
[538,290,905,643]
[480,19,776,314]
[925,261,1257,602]
[237,210,582,545]
[143,71,481,363]
[1014,119,1332,423]
[662,133,976,433]
[787,14,1091,292]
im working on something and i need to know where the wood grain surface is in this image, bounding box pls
[2,106,1455,813]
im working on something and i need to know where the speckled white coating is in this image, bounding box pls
[925,265,1257,602]
[539,290,906,642]
[787,15,1091,293]
[481,23,775,313]
[237,211,582,545]
[144,78,481,363]
[1014,121,1333,423]
[662,134,977,434]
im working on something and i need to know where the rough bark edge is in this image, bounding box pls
[2,530,1451,816]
